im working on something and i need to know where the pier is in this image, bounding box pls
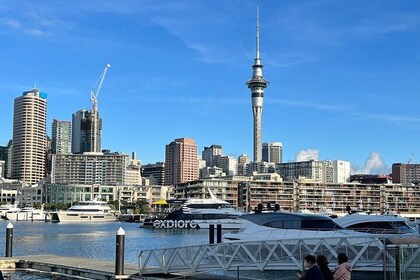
[0,255,139,280]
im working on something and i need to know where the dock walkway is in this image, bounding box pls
[0,254,140,280]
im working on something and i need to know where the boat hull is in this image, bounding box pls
[50,212,117,222]
[5,211,47,221]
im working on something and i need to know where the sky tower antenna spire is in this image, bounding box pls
[256,6,260,63]
[246,7,269,163]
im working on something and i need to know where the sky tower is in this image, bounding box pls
[246,7,269,162]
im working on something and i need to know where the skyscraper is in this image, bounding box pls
[262,142,283,164]
[164,138,199,185]
[51,119,72,154]
[141,162,165,186]
[0,140,12,178]
[12,88,47,184]
[71,110,102,154]
[246,8,269,163]
[202,144,222,167]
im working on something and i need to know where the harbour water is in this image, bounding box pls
[0,221,383,279]
[0,220,209,264]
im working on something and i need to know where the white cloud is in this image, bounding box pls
[352,152,390,174]
[4,19,21,29]
[269,98,349,112]
[295,149,320,162]
[0,3,75,37]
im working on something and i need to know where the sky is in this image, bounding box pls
[1,0,420,174]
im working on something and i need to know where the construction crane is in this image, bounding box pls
[407,153,414,164]
[90,64,111,153]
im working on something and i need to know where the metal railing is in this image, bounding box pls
[138,235,395,276]
[384,244,420,280]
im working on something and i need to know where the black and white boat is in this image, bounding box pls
[334,212,419,236]
[222,212,354,242]
[143,189,243,229]
[223,211,420,243]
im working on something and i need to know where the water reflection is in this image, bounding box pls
[0,221,208,264]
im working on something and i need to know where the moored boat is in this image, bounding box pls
[4,206,47,221]
[222,212,354,242]
[49,197,117,222]
[143,189,243,229]
[334,212,419,236]
[0,203,21,220]
[223,211,420,244]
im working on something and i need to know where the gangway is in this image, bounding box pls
[138,235,420,276]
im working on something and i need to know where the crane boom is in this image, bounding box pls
[407,153,414,164]
[90,64,111,112]
[90,64,111,153]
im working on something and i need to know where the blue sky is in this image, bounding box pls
[1,0,420,174]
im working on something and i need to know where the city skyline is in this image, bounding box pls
[1,1,420,174]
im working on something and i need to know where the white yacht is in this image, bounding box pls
[0,203,21,220]
[4,206,46,221]
[334,212,419,236]
[50,198,117,222]
[222,212,358,242]
[143,190,244,229]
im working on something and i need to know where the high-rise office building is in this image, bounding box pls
[332,160,351,183]
[237,154,251,176]
[141,162,165,186]
[0,140,12,178]
[71,110,102,154]
[246,8,269,162]
[51,119,72,154]
[238,154,251,165]
[0,161,5,178]
[164,138,199,185]
[215,155,237,176]
[125,152,141,185]
[202,145,222,167]
[262,142,283,164]
[11,88,47,184]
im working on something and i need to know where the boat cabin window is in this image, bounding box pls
[347,221,416,234]
[187,204,231,209]
[392,222,417,233]
[264,219,341,231]
[301,220,342,230]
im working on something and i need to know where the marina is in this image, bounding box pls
[1,1,420,279]
[0,218,418,279]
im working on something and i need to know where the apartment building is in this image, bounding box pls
[392,163,420,184]
[12,89,47,184]
[51,152,128,185]
[164,138,199,185]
